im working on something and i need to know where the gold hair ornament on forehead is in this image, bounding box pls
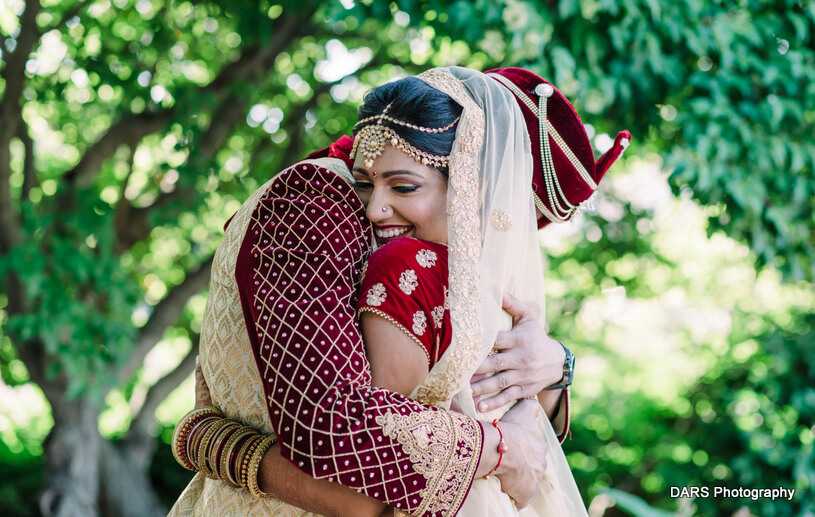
[350,103,459,169]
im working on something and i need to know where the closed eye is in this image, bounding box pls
[393,185,419,193]
[351,181,373,190]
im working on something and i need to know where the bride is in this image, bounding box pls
[349,66,628,515]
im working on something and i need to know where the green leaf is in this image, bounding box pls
[605,489,677,517]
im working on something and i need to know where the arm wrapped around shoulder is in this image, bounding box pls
[234,161,482,516]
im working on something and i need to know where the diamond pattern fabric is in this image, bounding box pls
[233,159,482,516]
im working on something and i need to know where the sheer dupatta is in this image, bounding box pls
[409,67,588,516]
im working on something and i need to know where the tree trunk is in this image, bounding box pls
[98,435,166,517]
[40,399,102,517]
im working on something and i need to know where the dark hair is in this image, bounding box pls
[355,77,462,174]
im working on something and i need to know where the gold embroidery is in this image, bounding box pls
[375,411,482,516]
[176,163,345,517]
[366,283,387,306]
[415,249,438,268]
[489,209,512,232]
[412,311,427,336]
[358,307,430,363]
[413,68,486,406]
[431,306,444,329]
[399,269,418,295]
[201,174,278,434]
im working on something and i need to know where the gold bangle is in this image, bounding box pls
[220,427,255,488]
[227,434,253,487]
[198,419,234,479]
[208,421,242,481]
[186,416,221,470]
[171,407,223,471]
[247,434,278,500]
[238,435,264,489]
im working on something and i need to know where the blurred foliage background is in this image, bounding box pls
[0,0,812,516]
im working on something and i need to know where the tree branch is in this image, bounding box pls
[60,13,309,193]
[275,84,332,170]
[0,5,44,389]
[112,145,136,253]
[117,255,214,384]
[19,123,38,198]
[207,12,308,95]
[0,1,40,253]
[114,92,247,251]
[127,340,198,438]
[62,111,173,189]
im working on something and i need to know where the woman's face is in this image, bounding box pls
[351,144,448,247]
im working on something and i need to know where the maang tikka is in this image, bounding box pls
[350,103,459,169]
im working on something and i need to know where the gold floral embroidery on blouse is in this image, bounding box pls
[366,283,387,306]
[431,306,444,329]
[399,269,418,295]
[412,311,427,336]
[415,249,438,268]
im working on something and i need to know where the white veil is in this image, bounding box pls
[410,67,587,516]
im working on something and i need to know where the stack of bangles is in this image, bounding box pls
[171,406,277,499]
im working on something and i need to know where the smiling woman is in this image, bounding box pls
[351,146,449,247]
[348,77,458,248]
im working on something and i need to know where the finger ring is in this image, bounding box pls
[509,496,517,506]
[488,349,498,356]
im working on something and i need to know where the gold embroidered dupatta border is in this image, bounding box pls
[411,68,485,406]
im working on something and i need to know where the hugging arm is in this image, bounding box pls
[356,238,549,508]
[193,360,387,517]
[470,294,571,441]
[233,161,483,517]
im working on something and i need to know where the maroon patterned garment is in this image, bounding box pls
[357,238,452,367]
[234,146,482,515]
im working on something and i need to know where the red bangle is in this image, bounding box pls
[485,419,508,478]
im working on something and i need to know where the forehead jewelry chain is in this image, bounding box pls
[350,103,458,169]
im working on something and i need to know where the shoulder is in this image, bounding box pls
[366,238,446,274]
[362,239,447,292]
[266,158,355,202]
[234,159,370,264]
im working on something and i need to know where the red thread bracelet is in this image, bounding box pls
[486,419,508,478]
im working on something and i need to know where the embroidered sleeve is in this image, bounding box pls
[357,239,450,366]
[234,161,480,516]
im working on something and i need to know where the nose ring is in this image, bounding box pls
[381,206,388,213]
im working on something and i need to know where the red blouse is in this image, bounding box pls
[357,236,572,443]
[357,238,451,368]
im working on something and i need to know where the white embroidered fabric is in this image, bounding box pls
[413,67,588,516]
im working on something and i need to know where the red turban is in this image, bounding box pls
[486,67,631,228]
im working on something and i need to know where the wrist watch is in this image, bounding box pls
[543,342,574,391]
